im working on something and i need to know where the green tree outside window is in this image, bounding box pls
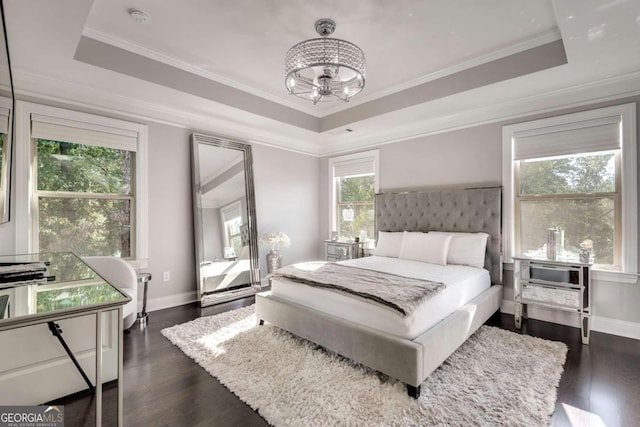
[336,174,375,240]
[518,151,617,265]
[36,139,135,257]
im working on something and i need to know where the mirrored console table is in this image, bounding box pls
[0,252,130,426]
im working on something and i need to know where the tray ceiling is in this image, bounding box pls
[4,0,640,156]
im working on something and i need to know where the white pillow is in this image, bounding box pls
[430,232,489,268]
[399,231,453,266]
[374,231,405,258]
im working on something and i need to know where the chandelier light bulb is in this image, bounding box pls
[284,18,366,104]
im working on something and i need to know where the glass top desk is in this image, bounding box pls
[0,252,130,427]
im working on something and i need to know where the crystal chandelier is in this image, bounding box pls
[285,18,366,104]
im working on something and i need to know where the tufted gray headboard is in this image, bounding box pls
[375,187,502,285]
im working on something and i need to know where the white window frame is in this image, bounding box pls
[502,103,637,281]
[327,149,380,238]
[220,200,242,250]
[14,101,149,266]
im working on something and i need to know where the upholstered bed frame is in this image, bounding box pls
[256,187,503,398]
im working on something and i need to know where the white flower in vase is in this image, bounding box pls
[259,232,291,273]
[259,232,291,252]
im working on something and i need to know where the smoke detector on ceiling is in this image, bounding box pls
[128,8,151,24]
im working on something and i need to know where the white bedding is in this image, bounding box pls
[270,256,490,339]
[201,259,251,292]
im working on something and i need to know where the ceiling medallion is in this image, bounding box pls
[285,18,366,105]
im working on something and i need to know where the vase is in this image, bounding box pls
[579,249,590,264]
[266,249,282,273]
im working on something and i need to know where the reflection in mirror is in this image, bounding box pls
[0,3,14,224]
[101,308,122,427]
[191,133,260,307]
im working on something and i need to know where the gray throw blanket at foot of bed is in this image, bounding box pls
[269,262,445,317]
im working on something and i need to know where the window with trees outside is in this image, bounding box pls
[516,151,619,266]
[504,103,637,274]
[35,139,135,257]
[17,106,147,261]
[329,150,379,244]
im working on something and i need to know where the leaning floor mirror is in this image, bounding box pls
[0,2,15,224]
[191,133,260,307]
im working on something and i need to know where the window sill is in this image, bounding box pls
[128,259,149,270]
[592,269,639,284]
[503,262,639,284]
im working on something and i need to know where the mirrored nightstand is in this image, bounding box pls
[513,256,591,344]
[324,240,366,261]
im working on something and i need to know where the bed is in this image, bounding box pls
[200,259,251,292]
[255,187,502,398]
[201,246,252,294]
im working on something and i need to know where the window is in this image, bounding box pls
[35,139,135,257]
[503,103,637,274]
[328,150,379,242]
[516,151,619,266]
[221,201,243,258]
[14,102,148,261]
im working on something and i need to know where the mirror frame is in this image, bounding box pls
[191,133,260,306]
[0,1,14,224]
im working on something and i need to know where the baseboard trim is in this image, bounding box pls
[501,299,640,340]
[147,291,198,312]
[591,316,640,341]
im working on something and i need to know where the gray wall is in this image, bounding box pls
[253,144,321,278]
[202,207,222,261]
[379,124,502,191]
[145,122,196,306]
[320,96,640,324]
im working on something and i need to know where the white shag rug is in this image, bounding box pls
[162,305,567,426]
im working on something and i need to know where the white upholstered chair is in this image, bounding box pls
[82,256,138,330]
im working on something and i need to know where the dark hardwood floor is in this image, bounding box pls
[54,299,640,426]
[485,315,640,427]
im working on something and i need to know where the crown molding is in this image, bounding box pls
[201,187,245,209]
[12,68,324,157]
[82,27,323,118]
[318,28,563,116]
[11,66,640,159]
[201,159,243,185]
[321,70,640,156]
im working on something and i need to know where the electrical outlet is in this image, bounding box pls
[163,271,171,282]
